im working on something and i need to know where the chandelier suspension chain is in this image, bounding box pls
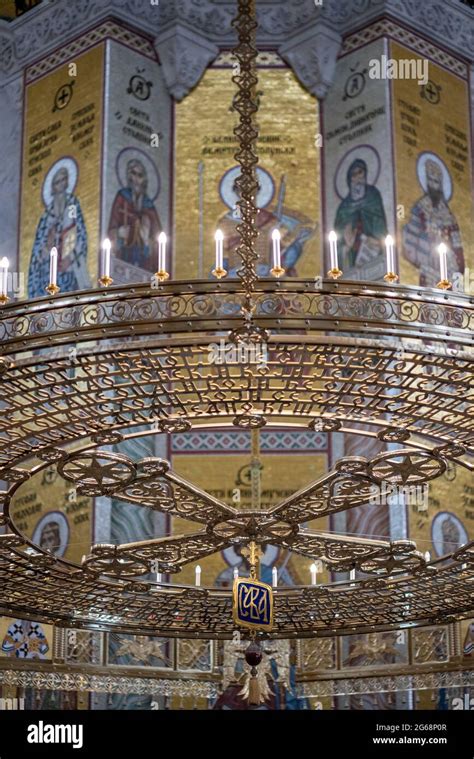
[231,0,260,306]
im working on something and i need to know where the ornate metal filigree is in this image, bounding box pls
[368,450,446,485]
[0,282,470,478]
[356,541,426,576]
[58,452,137,496]
[0,524,471,638]
[82,544,151,578]
[35,452,440,578]
[297,669,474,698]
[232,0,260,303]
[0,277,470,637]
[452,541,474,565]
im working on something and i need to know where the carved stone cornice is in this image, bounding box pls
[0,0,472,91]
[154,24,219,101]
[279,23,341,99]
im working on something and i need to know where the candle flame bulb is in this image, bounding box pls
[46,247,60,295]
[212,228,227,279]
[156,232,169,282]
[99,237,113,286]
[384,234,398,283]
[437,242,451,290]
[271,228,285,278]
[0,257,9,304]
[328,230,342,279]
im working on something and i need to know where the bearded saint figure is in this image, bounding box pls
[334,158,388,273]
[107,158,162,272]
[28,165,89,297]
[402,158,464,287]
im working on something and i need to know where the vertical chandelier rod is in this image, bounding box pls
[232,0,260,308]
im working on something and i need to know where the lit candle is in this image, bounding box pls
[350,568,356,581]
[424,551,431,563]
[46,247,60,294]
[328,231,342,279]
[158,232,167,271]
[310,563,318,585]
[156,572,162,584]
[437,242,450,289]
[99,237,113,286]
[156,232,169,281]
[195,564,201,587]
[272,565,278,587]
[233,566,239,580]
[215,229,223,269]
[0,257,9,304]
[384,235,398,283]
[270,229,284,278]
[212,229,226,279]
[50,246,58,286]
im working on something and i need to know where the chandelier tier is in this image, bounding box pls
[0,278,471,638]
[0,0,472,641]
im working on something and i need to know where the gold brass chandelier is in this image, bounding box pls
[0,0,472,642]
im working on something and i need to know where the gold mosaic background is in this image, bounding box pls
[19,43,104,287]
[392,41,473,285]
[9,467,92,565]
[174,66,320,279]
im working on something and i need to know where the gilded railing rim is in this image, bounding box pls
[0,279,472,356]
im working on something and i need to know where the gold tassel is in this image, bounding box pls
[248,668,260,705]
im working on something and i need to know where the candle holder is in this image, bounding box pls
[212,266,227,279]
[383,271,399,284]
[45,283,60,295]
[98,275,113,287]
[154,269,169,283]
[327,267,342,280]
[270,264,285,278]
[436,278,452,290]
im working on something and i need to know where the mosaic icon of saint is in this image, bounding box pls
[216,166,317,277]
[334,154,387,272]
[108,150,162,272]
[1,620,49,659]
[32,511,70,558]
[402,153,464,287]
[431,512,468,558]
[28,158,89,297]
